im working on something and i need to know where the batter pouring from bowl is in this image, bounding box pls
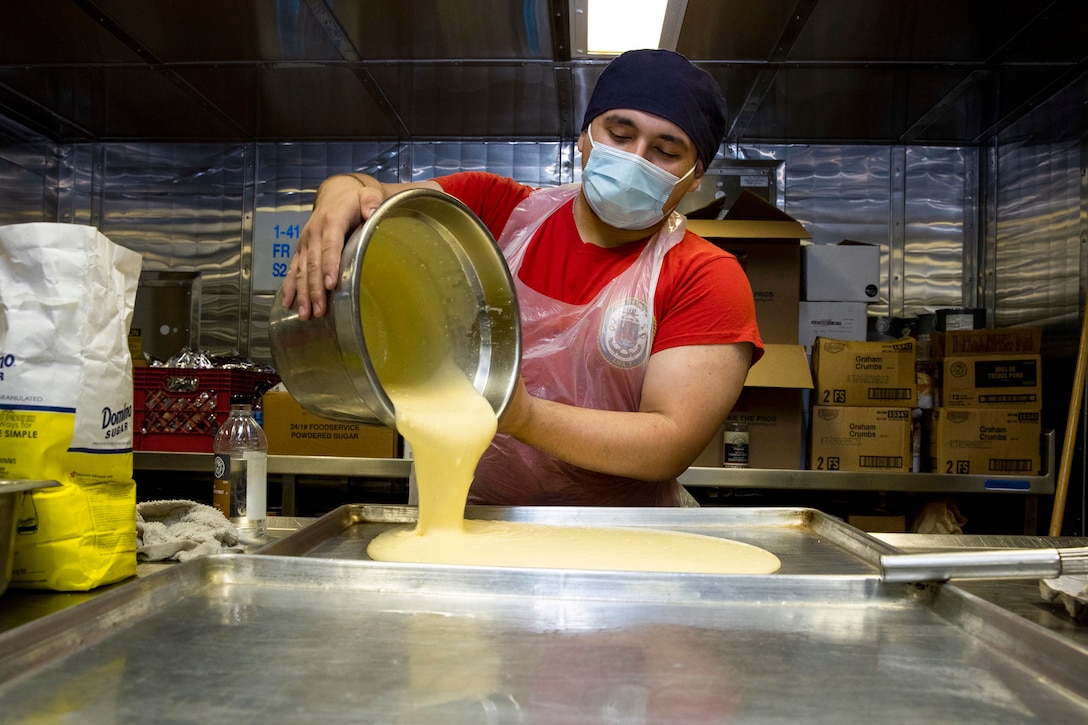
[354,224,779,573]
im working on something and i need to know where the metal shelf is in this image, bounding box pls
[134,452,412,478]
[136,428,1055,495]
[679,430,1056,495]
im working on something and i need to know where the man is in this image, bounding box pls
[281,49,762,506]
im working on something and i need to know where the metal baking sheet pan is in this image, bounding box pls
[2,552,1088,721]
[256,504,897,575]
[2,507,1088,721]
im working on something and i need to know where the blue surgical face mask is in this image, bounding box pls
[582,128,696,230]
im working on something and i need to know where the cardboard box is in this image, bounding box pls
[940,354,1042,409]
[931,327,1042,359]
[799,301,869,355]
[802,240,881,302]
[262,390,399,458]
[693,344,814,469]
[688,190,810,344]
[811,337,917,407]
[926,408,1042,475]
[809,406,912,472]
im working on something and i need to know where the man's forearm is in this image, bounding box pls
[508,397,694,481]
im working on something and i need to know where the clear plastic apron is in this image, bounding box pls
[469,184,688,506]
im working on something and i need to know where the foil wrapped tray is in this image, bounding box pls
[1,506,1087,723]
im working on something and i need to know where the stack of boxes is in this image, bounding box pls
[925,328,1043,475]
[682,191,1044,484]
[808,337,917,472]
[688,191,814,470]
[798,241,882,356]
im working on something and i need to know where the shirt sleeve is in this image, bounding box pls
[651,233,765,364]
[435,172,533,239]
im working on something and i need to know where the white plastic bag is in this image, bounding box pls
[0,223,142,590]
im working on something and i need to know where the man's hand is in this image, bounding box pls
[281,175,444,319]
[281,175,384,319]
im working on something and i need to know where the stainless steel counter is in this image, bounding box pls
[2,509,1088,722]
[0,517,316,637]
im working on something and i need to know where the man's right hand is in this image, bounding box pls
[281,174,444,319]
[281,174,385,319]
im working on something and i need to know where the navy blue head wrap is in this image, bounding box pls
[581,49,727,169]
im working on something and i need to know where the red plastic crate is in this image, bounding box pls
[133,368,279,453]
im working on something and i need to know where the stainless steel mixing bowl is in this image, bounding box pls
[268,188,521,428]
[1,479,60,598]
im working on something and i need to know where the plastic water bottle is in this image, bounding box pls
[213,394,268,538]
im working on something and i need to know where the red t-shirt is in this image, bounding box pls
[437,172,763,360]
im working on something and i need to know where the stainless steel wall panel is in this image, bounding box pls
[0,116,56,224]
[5,126,1082,369]
[771,145,892,246]
[413,141,569,187]
[254,141,402,210]
[249,294,275,366]
[989,69,1086,355]
[987,72,1086,356]
[734,143,970,320]
[761,145,894,315]
[92,142,249,357]
[57,144,94,227]
[902,146,972,317]
[889,146,907,318]
[992,138,1082,333]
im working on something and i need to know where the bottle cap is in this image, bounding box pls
[230,393,252,406]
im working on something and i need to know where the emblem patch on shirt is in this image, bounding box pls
[599,298,651,369]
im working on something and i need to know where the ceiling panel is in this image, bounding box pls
[0,0,1082,145]
[0,66,247,139]
[175,66,404,139]
[89,0,342,62]
[369,63,561,138]
[327,0,555,60]
[0,0,144,64]
[787,0,1046,63]
[677,0,798,61]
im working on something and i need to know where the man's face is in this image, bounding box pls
[578,109,704,210]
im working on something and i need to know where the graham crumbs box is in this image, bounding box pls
[811,337,917,407]
[926,408,1041,476]
[809,406,912,472]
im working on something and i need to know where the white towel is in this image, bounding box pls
[1040,575,1088,621]
[136,499,244,562]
